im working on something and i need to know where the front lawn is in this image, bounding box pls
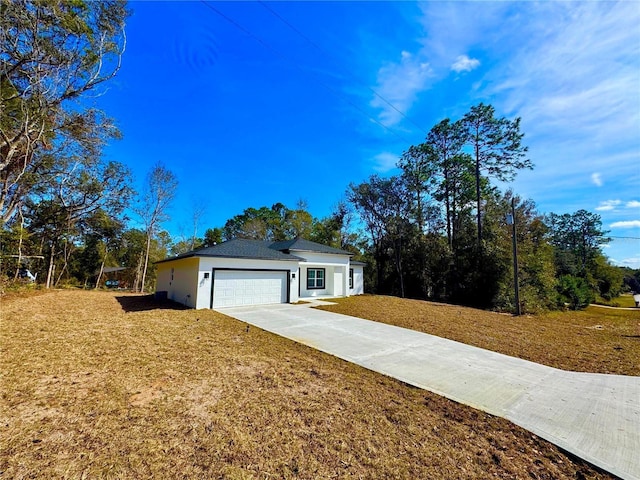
[0,290,612,479]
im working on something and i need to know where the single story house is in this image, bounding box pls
[155,238,365,309]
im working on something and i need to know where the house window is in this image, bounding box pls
[307,268,325,289]
[349,268,353,289]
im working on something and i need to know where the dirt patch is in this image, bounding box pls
[182,380,222,420]
[129,379,170,407]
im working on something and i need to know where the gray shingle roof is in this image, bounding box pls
[269,238,354,256]
[156,239,303,264]
[156,238,354,264]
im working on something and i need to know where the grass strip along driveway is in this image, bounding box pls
[318,295,640,377]
[0,290,623,479]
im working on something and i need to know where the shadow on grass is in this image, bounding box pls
[115,294,190,313]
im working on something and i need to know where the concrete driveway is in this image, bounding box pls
[218,303,640,480]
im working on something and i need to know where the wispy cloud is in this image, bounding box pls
[390,1,639,266]
[371,151,399,172]
[451,55,480,73]
[407,1,639,221]
[371,51,432,125]
[610,220,640,229]
[484,2,640,170]
[591,173,603,187]
[374,2,638,170]
[596,200,621,211]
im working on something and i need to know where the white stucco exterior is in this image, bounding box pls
[197,257,299,309]
[293,251,350,299]
[350,264,365,295]
[157,257,299,309]
[155,241,364,309]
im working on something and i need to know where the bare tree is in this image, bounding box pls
[135,163,178,293]
[189,198,206,251]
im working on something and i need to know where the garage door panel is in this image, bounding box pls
[213,270,287,308]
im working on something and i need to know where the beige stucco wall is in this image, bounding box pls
[156,257,200,308]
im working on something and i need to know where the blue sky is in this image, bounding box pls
[96,1,640,268]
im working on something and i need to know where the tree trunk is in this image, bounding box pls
[13,208,25,280]
[394,234,405,298]
[46,244,56,289]
[375,244,384,294]
[55,263,67,287]
[451,187,458,250]
[444,166,452,249]
[475,143,482,246]
[95,249,107,289]
[54,239,73,287]
[132,251,143,292]
[416,194,424,234]
[140,231,152,293]
[419,236,430,299]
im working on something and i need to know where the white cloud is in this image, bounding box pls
[371,151,399,172]
[626,200,640,209]
[595,200,621,211]
[611,257,640,269]
[610,220,640,229]
[417,2,511,71]
[371,51,432,125]
[451,55,480,73]
[591,173,603,187]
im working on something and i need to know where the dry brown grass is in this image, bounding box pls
[1,290,614,479]
[319,295,640,376]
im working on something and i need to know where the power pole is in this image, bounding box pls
[507,197,521,315]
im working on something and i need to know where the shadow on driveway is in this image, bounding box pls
[115,294,189,313]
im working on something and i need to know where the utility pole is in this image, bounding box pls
[506,197,521,315]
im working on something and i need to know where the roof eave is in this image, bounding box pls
[154,253,196,265]
[288,248,354,256]
[156,253,303,264]
[198,253,302,262]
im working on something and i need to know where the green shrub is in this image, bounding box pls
[557,275,594,310]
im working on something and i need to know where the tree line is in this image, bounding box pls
[1,1,636,309]
[346,105,635,311]
[0,1,178,293]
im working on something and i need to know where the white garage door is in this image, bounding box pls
[213,270,288,308]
